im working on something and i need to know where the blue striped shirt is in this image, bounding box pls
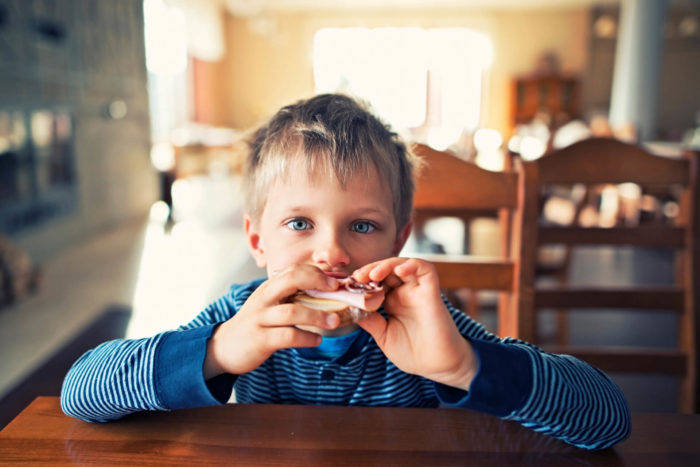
[61,278,631,450]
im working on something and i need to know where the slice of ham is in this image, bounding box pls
[300,274,384,312]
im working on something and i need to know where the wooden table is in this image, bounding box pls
[1,397,699,466]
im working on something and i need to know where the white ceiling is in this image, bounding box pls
[221,0,700,18]
[224,0,623,16]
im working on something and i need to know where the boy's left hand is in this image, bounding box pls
[352,257,478,391]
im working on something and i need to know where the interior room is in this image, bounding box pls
[1,0,699,430]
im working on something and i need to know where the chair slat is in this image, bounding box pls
[539,226,686,248]
[413,144,519,210]
[409,143,524,338]
[534,286,685,310]
[537,137,690,185]
[519,139,699,412]
[412,254,515,291]
[543,346,687,375]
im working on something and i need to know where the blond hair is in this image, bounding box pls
[243,94,420,230]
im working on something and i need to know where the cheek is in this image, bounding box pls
[264,241,307,271]
[352,237,396,263]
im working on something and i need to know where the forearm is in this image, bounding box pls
[437,337,631,450]
[60,333,170,422]
[507,345,631,450]
[60,325,234,422]
[442,298,631,450]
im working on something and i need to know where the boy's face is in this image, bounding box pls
[245,159,411,278]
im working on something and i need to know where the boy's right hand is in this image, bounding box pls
[203,264,341,379]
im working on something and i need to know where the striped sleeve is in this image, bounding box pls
[60,332,171,422]
[440,298,631,450]
[510,347,631,450]
[60,281,256,422]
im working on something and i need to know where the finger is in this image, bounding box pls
[393,258,440,288]
[259,303,340,330]
[392,258,422,285]
[356,312,388,347]
[262,264,339,304]
[358,257,428,289]
[264,326,323,350]
[353,257,408,283]
[382,273,404,290]
[353,264,402,289]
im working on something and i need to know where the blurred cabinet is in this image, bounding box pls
[173,143,242,179]
[511,74,581,129]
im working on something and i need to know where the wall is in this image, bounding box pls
[659,24,700,140]
[586,5,700,140]
[222,7,590,136]
[0,0,158,261]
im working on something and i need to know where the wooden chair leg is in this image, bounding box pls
[555,310,570,347]
[466,289,480,322]
[678,373,695,414]
[447,289,482,322]
[552,248,574,346]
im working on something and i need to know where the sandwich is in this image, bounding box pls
[292,273,385,325]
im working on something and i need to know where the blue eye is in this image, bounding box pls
[351,221,375,234]
[286,218,311,231]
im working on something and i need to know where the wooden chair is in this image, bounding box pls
[410,143,531,338]
[518,137,699,413]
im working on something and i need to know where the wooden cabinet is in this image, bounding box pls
[511,74,581,129]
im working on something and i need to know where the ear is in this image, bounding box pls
[392,221,413,256]
[244,214,267,268]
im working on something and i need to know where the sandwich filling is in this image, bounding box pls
[295,276,384,311]
[292,274,385,329]
[296,275,384,312]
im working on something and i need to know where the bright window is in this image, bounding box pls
[313,27,493,149]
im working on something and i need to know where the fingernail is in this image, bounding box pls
[326,276,337,287]
[326,314,339,327]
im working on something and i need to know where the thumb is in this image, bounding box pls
[357,312,388,347]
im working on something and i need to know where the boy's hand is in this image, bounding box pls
[204,264,341,378]
[353,257,478,391]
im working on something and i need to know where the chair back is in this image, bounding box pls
[411,143,529,338]
[519,137,699,413]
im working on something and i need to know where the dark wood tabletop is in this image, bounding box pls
[1,397,699,466]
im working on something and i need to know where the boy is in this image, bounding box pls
[61,94,630,450]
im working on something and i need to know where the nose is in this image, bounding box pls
[312,230,350,269]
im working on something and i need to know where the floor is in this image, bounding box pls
[0,305,132,428]
[0,196,264,403]
[0,194,681,416]
[0,217,144,401]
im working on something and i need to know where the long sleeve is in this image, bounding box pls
[60,326,225,422]
[59,281,260,422]
[436,299,631,450]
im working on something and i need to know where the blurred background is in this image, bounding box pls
[1,0,699,425]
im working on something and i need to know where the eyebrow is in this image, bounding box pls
[281,205,391,217]
[352,207,391,217]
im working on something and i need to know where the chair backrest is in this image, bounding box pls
[518,137,699,413]
[410,143,529,338]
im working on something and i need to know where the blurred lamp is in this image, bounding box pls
[519,136,546,161]
[150,141,175,172]
[473,128,502,152]
[149,200,171,223]
[473,129,503,171]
